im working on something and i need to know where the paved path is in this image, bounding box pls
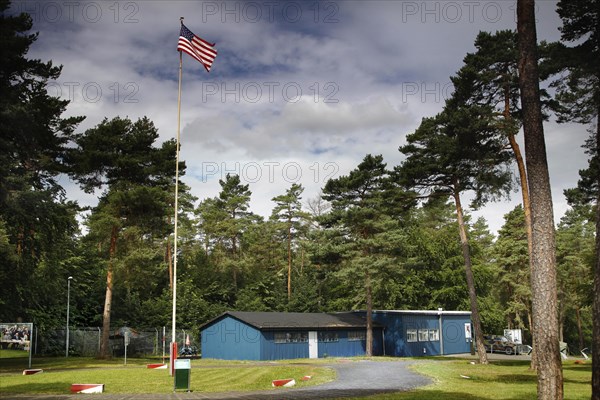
[6,360,431,400]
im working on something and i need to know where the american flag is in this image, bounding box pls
[177,23,217,72]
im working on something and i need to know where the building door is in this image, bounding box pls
[308,331,318,358]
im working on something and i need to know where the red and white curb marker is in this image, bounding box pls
[301,375,312,381]
[272,379,296,387]
[22,369,43,375]
[70,384,104,394]
[147,363,168,369]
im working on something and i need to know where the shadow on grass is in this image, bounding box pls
[477,373,536,384]
[465,372,589,387]
[238,388,491,400]
[0,381,72,395]
[562,364,592,372]
[341,389,534,400]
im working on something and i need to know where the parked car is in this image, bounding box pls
[483,335,521,355]
[179,345,198,358]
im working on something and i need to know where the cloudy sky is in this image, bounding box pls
[13,0,590,234]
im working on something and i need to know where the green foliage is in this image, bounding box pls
[491,206,531,333]
[0,2,594,361]
[556,205,595,350]
[551,0,600,203]
[398,104,513,209]
[0,0,82,323]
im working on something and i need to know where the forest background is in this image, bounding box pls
[0,0,596,360]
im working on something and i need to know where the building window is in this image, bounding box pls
[429,329,440,341]
[406,329,417,342]
[418,329,429,342]
[348,330,366,341]
[274,332,308,343]
[318,332,339,342]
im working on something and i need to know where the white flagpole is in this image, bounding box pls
[171,16,184,376]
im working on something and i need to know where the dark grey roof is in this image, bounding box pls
[200,311,381,331]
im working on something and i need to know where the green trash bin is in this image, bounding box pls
[174,359,191,392]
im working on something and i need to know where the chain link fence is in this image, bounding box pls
[34,327,196,358]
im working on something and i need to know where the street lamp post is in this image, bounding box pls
[66,276,73,358]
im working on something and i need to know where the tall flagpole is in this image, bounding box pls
[171,16,184,376]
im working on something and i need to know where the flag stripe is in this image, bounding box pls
[178,41,215,69]
[177,23,217,72]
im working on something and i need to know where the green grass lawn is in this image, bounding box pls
[0,355,592,398]
[0,356,336,394]
[0,348,29,359]
[360,358,591,400]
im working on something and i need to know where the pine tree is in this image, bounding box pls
[322,154,410,355]
[549,1,599,395]
[517,0,564,396]
[69,116,179,358]
[398,103,513,364]
[270,184,310,301]
[0,0,83,323]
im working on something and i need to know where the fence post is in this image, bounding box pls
[97,327,101,355]
[155,328,158,355]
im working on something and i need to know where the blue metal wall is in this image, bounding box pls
[201,316,383,360]
[440,314,471,355]
[201,312,469,360]
[372,312,440,356]
[258,329,383,359]
[260,331,308,360]
[201,316,262,360]
[371,311,471,356]
[317,330,383,358]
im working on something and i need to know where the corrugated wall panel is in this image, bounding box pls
[260,331,309,360]
[372,312,443,357]
[201,317,261,360]
[441,315,471,354]
[318,330,384,358]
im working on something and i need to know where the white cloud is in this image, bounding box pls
[16,0,589,234]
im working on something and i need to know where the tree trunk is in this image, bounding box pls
[558,308,564,343]
[504,79,534,262]
[232,235,238,289]
[527,309,533,340]
[452,186,488,364]
[517,0,563,397]
[99,225,118,359]
[591,114,600,400]
[365,269,373,357]
[504,81,539,369]
[574,306,584,352]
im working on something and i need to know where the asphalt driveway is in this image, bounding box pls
[6,360,431,400]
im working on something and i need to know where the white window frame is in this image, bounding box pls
[348,330,366,341]
[318,332,339,342]
[406,329,418,342]
[274,332,287,343]
[418,329,429,342]
[274,331,308,344]
[429,329,440,341]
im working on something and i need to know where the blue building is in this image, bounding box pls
[199,310,471,360]
[368,310,472,357]
[199,311,383,360]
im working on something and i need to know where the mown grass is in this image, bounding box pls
[0,355,592,398]
[0,356,335,394]
[0,349,28,359]
[358,358,592,400]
